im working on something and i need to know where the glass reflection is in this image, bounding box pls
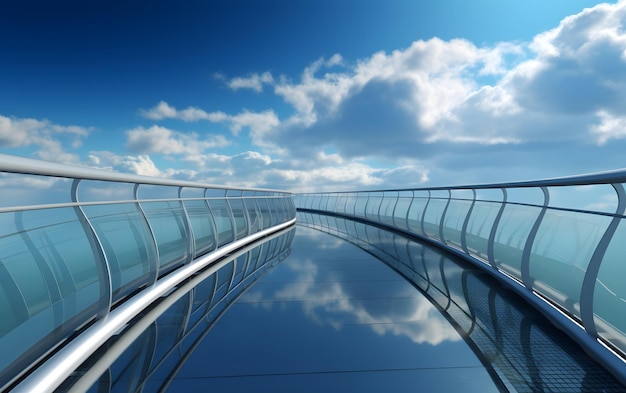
[297,212,624,393]
[59,228,295,392]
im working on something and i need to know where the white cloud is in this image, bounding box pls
[125,125,229,155]
[0,114,92,164]
[203,0,626,186]
[590,111,626,144]
[87,151,199,179]
[139,101,280,142]
[227,71,274,92]
[11,1,626,192]
[140,101,226,122]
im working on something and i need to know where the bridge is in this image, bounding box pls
[1,153,626,391]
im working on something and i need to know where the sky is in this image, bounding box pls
[1,0,625,192]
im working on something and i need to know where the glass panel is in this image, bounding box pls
[336,194,348,214]
[407,191,428,235]
[529,210,610,318]
[228,199,248,240]
[204,188,226,198]
[0,172,71,208]
[450,189,473,200]
[0,208,100,380]
[422,192,448,239]
[77,180,135,203]
[354,194,368,218]
[442,199,472,248]
[492,204,540,280]
[475,188,504,203]
[142,201,190,273]
[464,201,501,261]
[547,184,616,214]
[266,198,279,227]
[136,184,179,200]
[393,192,413,230]
[506,187,545,206]
[365,193,383,220]
[179,187,205,199]
[207,199,234,247]
[344,194,357,215]
[245,199,262,234]
[327,194,338,212]
[594,218,626,355]
[84,203,155,300]
[257,197,271,229]
[379,193,397,225]
[183,200,217,257]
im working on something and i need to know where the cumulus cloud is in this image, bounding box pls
[140,101,227,122]
[0,114,92,163]
[16,1,624,191]
[589,111,626,144]
[199,1,626,186]
[139,101,279,141]
[87,151,200,179]
[125,125,229,155]
[226,71,274,92]
[209,38,529,161]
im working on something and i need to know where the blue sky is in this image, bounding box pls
[1,0,624,191]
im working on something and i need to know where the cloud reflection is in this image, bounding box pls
[248,228,462,346]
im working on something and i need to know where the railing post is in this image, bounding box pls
[521,187,550,289]
[461,189,477,254]
[341,192,348,214]
[421,191,431,235]
[178,187,196,262]
[71,179,112,317]
[580,183,626,337]
[391,191,400,227]
[224,189,237,241]
[405,191,415,231]
[134,184,160,284]
[488,188,507,269]
[439,189,452,243]
[204,189,220,247]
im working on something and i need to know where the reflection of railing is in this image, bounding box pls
[0,154,296,392]
[295,172,626,384]
[59,227,295,392]
[298,212,625,392]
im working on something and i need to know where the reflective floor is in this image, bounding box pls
[59,213,626,392]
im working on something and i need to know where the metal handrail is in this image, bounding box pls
[0,153,287,193]
[294,169,626,384]
[0,154,296,391]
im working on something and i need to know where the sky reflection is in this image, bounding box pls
[241,229,462,347]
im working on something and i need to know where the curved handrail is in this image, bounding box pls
[0,154,296,391]
[297,212,625,391]
[59,227,294,393]
[295,170,626,385]
[0,153,286,193]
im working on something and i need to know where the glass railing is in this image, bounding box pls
[57,227,294,392]
[295,171,626,383]
[297,212,625,392]
[0,154,296,392]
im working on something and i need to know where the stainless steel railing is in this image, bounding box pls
[0,154,296,391]
[297,212,625,391]
[295,170,626,382]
